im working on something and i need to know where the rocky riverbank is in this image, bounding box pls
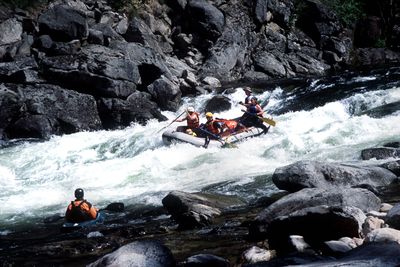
[1,142,400,266]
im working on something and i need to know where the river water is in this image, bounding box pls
[1,67,399,234]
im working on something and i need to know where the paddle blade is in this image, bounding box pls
[262,117,276,126]
[222,142,238,149]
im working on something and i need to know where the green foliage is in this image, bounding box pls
[375,38,386,48]
[108,0,145,17]
[324,0,365,27]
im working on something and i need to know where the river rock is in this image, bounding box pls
[380,160,400,176]
[38,4,89,42]
[386,203,400,230]
[204,95,232,113]
[365,228,400,243]
[266,205,366,254]
[272,160,397,192]
[162,191,245,229]
[361,147,400,160]
[249,188,380,240]
[87,240,175,267]
[3,83,101,139]
[180,253,229,267]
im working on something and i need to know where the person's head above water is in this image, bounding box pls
[74,188,84,200]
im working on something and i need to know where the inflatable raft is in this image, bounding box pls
[162,127,265,148]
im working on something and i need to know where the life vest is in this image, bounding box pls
[187,112,200,128]
[66,200,96,223]
[205,119,237,134]
[222,119,238,130]
[248,105,258,114]
[205,119,223,134]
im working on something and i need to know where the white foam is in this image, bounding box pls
[0,85,399,227]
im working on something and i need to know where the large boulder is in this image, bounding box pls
[3,83,101,139]
[361,147,400,160]
[267,205,366,254]
[147,76,181,111]
[162,191,245,229]
[0,85,24,139]
[204,95,231,113]
[0,57,39,84]
[97,91,167,129]
[248,242,400,266]
[0,18,23,46]
[249,188,380,240]
[38,4,89,42]
[186,0,225,41]
[272,160,397,192]
[40,45,140,98]
[0,18,23,61]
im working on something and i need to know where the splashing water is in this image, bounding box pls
[0,74,399,231]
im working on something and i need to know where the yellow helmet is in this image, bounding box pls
[205,112,213,118]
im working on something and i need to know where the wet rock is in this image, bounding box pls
[241,246,275,264]
[386,203,400,230]
[365,228,400,243]
[181,253,229,267]
[267,205,366,254]
[97,91,167,129]
[87,240,175,267]
[147,76,181,111]
[272,160,397,192]
[249,188,380,240]
[362,147,400,160]
[162,191,244,229]
[204,95,231,113]
[323,240,353,256]
[380,160,400,176]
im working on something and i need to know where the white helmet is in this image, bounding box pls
[187,107,195,112]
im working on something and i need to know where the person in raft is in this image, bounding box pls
[65,188,98,223]
[243,87,253,104]
[175,106,200,135]
[239,96,269,134]
[201,112,241,138]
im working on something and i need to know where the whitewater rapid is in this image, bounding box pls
[0,79,399,232]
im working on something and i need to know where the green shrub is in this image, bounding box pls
[375,38,386,48]
[322,0,365,27]
[108,0,145,17]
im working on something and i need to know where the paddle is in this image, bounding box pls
[197,127,237,148]
[241,110,276,126]
[157,110,186,133]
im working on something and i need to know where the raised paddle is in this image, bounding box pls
[157,110,186,133]
[241,110,276,126]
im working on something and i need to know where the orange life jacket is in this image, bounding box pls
[205,119,237,135]
[205,119,222,134]
[221,119,238,130]
[187,112,200,128]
